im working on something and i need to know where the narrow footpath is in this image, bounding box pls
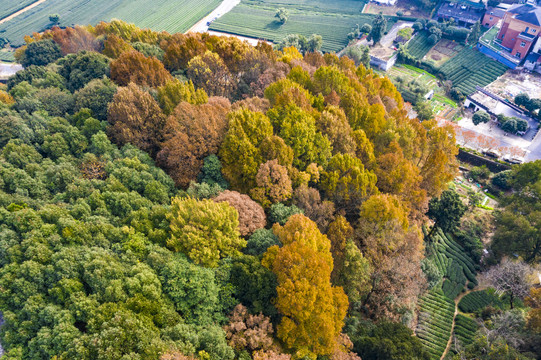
[440,286,486,360]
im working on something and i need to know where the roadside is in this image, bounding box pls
[186,0,241,33]
[206,31,271,46]
[0,0,48,25]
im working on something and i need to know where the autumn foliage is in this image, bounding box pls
[214,190,266,236]
[263,215,349,358]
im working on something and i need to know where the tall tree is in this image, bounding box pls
[368,14,387,44]
[263,215,349,358]
[427,189,467,236]
[107,82,166,157]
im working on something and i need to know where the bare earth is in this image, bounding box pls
[486,70,541,101]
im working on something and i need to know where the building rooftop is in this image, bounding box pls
[486,6,506,18]
[508,3,541,26]
[438,2,484,23]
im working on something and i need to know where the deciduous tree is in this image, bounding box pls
[214,190,266,236]
[110,50,172,88]
[263,215,348,358]
[107,82,166,156]
[167,197,245,267]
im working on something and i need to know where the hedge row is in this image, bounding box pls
[416,289,455,360]
[458,289,503,313]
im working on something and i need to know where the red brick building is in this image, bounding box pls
[482,7,505,27]
[496,4,541,60]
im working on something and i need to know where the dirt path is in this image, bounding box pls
[440,286,487,360]
[0,0,48,25]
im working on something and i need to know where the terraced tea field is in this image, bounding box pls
[405,31,433,59]
[0,0,37,22]
[416,289,455,360]
[209,0,395,52]
[438,47,508,95]
[0,0,221,46]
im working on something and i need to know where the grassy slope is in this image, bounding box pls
[0,0,221,46]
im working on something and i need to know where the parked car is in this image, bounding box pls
[482,148,501,158]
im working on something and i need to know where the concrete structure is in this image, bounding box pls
[437,0,485,27]
[372,0,397,5]
[483,7,506,27]
[496,3,541,60]
[0,63,22,83]
[464,86,533,128]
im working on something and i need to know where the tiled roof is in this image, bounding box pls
[508,4,541,26]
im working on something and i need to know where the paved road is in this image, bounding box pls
[187,0,241,33]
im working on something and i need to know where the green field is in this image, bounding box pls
[416,289,455,360]
[209,0,395,52]
[0,0,221,47]
[405,31,433,59]
[438,47,508,95]
[458,289,503,313]
[0,0,36,21]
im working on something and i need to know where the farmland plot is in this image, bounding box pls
[0,0,36,22]
[416,289,455,360]
[405,31,433,59]
[0,0,221,46]
[439,47,508,95]
[209,0,395,52]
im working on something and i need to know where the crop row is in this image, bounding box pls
[406,31,433,59]
[438,47,508,95]
[458,289,503,313]
[454,314,477,347]
[416,289,455,360]
[210,1,395,52]
[0,0,221,46]
[0,0,36,21]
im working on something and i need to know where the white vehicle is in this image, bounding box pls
[482,148,501,158]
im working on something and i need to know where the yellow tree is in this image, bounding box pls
[263,215,348,359]
[167,197,245,267]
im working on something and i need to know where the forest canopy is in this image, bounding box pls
[0,20,463,360]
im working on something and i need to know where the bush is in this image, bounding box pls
[492,170,512,190]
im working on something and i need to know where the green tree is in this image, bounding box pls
[427,189,467,236]
[414,100,433,121]
[275,8,289,24]
[472,110,491,125]
[368,14,387,44]
[167,197,245,267]
[58,51,111,92]
[468,21,481,44]
[22,39,62,67]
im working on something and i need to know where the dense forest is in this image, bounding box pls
[0,21,539,360]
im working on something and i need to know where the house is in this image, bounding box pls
[483,7,506,27]
[496,3,541,60]
[437,0,485,27]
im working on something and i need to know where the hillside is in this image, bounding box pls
[0,20,539,360]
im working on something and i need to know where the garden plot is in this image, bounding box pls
[424,39,464,67]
